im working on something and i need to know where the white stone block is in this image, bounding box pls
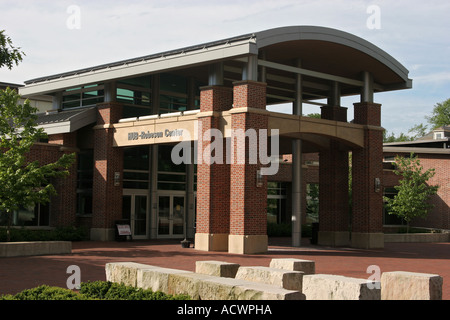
[235,266,303,291]
[303,274,380,300]
[381,271,443,300]
[270,258,315,275]
[195,260,240,278]
[137,266,192,293]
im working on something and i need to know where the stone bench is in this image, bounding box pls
[269,258,315,275]
[381,271,443,300]
[105,262,304,300]
[195,260,240,278]
[235,266,303,291]
[0,241,72,257]
[302,274,381,300]
[168,271,304,300]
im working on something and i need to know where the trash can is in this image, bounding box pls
[115,219,131,242]
[311,222,319,245]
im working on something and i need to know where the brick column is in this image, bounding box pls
[352,102,384,248]
[91,102,123,241]
[195,86,232,251]
[318,106,350,246]
[48,132,78,228]
[228,80,268,254]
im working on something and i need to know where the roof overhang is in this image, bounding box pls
[36,107,96,135]
[383,146,450,155]
[20,26,412,101]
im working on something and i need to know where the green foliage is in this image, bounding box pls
[0,282,190,300]
[408,123,428,140]
[5,285,84,300]
[0,30,24,70]
[80,281,189,300]
[306,183,319,223]
[0,88,75,240]
[383,153,439,231]
[383,130,414,143]
[426,98,450,129]
[0,226,89,242]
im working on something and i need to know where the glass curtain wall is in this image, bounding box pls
[267,182,288,224]
[117,75,152,118]
[62,84,104,109]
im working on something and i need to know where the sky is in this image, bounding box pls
[0,0,449,136]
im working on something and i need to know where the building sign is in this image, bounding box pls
[127,129,184,141]
[113,119,196,147]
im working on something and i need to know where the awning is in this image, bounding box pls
[36,107,96,135]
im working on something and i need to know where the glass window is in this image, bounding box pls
[160,73,186,94]
[159,73,189,114]
[383,187,406,225]
[0,204,50,227]
[77,150,93,215]
[267,182,288,224]
[124,146,149,171]
[62,85,104,109]
[123,146,150,190]
[116,76,152,118]
[157,145,186,191]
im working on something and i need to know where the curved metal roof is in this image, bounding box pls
[21,26,411,98]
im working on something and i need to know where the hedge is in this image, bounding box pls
[0,281,190,300]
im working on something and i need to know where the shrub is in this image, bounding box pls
[0,226,88,242]
[80,281,190,300]
[0,281,190,300]
[3,285,84,300]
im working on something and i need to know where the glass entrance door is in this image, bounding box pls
[122,191,148,239]
[157,194,185,238]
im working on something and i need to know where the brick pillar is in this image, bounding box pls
[318,106,350,246]
[352,102,384,248]
[195,86,232,251]
[48,132,78,228]
[228,80,268,254]
[91,102,123,241]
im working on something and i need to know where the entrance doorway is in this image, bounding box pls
[122,190,148,239]
[157,193,185,238]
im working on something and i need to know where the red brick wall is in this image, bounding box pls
[28,132,78,228]
[383,152,449,229]
[352,102,384,233]
[196,86,232,234]
[92,103,124,229]
[229,81,268,236]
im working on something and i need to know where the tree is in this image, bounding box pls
[383,130,413,143]
[0,88,75,241]
[426,98,450,129]
[408,123,428,140]
[383,153,438,232]
[0,30,25,69]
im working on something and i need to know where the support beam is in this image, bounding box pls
[361,71,374,103]
[243,55,258,81]
[292,59,302,247]
[208,62,224,86]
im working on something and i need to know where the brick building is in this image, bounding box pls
[383,126,450,230]
[10,26,412,253]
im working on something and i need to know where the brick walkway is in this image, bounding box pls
[0,238,448,299]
